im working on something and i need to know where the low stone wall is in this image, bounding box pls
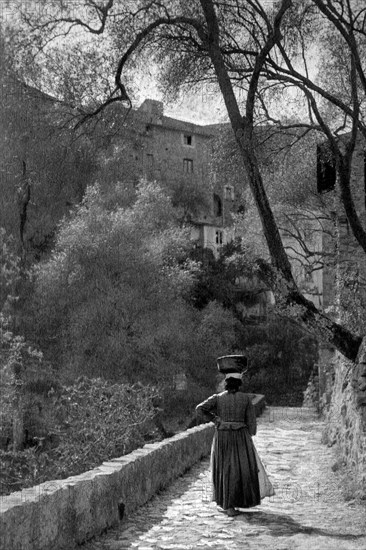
[0,424,215,550]
[0,395,265,550]
[319,340,366,499]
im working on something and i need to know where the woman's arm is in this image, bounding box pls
[196,394,218,423]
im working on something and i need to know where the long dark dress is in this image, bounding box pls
[196,390,273,510]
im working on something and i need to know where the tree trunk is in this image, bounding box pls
[200,0,362,363]
[12,362,24,451]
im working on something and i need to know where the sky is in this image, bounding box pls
[133,66,227,126]
[165,92,226,125]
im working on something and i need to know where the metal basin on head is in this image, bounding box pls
[216,354,248,374]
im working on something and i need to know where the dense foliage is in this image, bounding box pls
[0,377,159,496]
[240,317,318,405]
[0,173,242,493]
[0,229,21,311]
[25,180,239,386]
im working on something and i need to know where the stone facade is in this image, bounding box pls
[118,99,241,258]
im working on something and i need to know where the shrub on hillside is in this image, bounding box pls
[0,377,160,496]
[0,314,48,451]
[185,301,242,388]
[49,378,160,473]
[28,181,240,391]
[29,182,201,383]
[0,229,21,312]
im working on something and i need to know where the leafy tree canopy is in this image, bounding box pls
[29,180,238,383]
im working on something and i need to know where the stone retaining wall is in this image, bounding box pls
[319,341,366,498]
[1,395,265,550]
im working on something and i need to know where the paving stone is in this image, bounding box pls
[82,407,366,550]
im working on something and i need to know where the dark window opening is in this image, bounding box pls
[146,153,154,168]
[213,194,222,217]
[184,134,192,146]
[216,230,223,245]
[317,143,336,193]
[224,185,234,200]
[183,158,193,173]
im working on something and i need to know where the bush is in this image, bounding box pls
[0,377,160,496]
[29,182,201,382]
[0,314,48,451]
[50,378,160,472]
[237,316,318,405]
[0,228,21,311]
[184,301,242,388]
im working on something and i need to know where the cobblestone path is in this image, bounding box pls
[83,407,366,550]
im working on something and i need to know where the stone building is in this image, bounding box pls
[123,101,281,319]
[132,99,240,257]
[100,98,244,257]
[317,133,366,309]
[119,102,326,316]
[315,133,366,497]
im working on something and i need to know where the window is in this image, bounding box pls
[216,230,223,245]
[213,194,222,217]
[183,134,193,146]
[183,158,193,173]
[146,153,154,168]
[224,185,234,200]
[317,143,336,193]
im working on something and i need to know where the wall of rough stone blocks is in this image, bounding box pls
[319,340,366,499]
[142,121,238,229]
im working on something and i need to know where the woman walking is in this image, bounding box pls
[196,355,273,517]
